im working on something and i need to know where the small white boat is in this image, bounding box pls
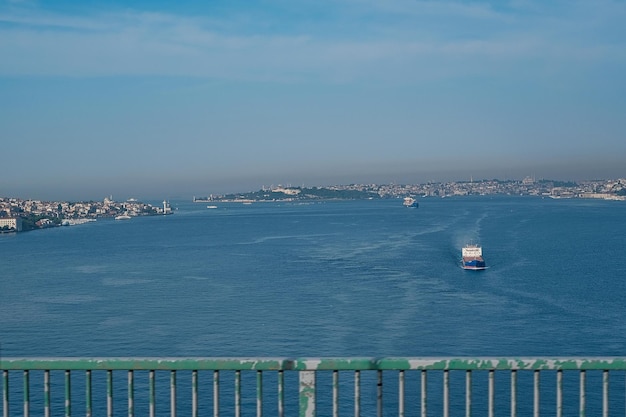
[207,205,218,209]
[115,214,132,220]
[403,197,419,208]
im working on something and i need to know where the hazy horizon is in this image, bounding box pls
[1,0,624,202]
[3,165,624,202]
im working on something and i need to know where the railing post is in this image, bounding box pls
[398,370,405,417]
[65,370,71,417]
[332,370,339,417]
[377,370,383,417]
[85,370,91,417]
[511,370,517,417]
[533,370,540,417]
[170,370,177,417]
[602,370,609,417]
[214,370,220,417]
[128,370,134,417]
[465,370,472,417]
[192,370,198,417]
[421,370,427,417]
[488,369,494,417]
[107,370,113,417]
[556,370,562,417]
[278,370,285,417]
[443,369,449,417]
[579,370,586,417]
[2,370,8,417]
[256,370,263,417]
[149,370,155,417]
[23,370,29,417]
[45,370,51,417]
[299,370,315,417]
[234,370,239,417]
[355,370,361,417]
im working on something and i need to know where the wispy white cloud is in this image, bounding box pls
[346,0,507,20]
[0,1,624,82]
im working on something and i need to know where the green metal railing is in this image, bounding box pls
[2,357,626,417]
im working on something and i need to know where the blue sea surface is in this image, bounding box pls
[2,196,625,414]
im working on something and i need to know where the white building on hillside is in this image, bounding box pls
[0,217,22,232]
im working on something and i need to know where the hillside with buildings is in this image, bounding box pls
[196,177,626,203]
[0,197,172,232]
[2,177,624,233]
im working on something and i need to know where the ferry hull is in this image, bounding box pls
[461,261,487,271]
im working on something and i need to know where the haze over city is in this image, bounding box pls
[1,0,625,201]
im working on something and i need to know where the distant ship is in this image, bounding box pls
[461,244,486,270]
[115,214,132,220]
[403,197,419,208]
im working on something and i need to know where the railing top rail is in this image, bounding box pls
[3,357,626,371]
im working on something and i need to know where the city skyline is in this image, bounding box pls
[2,176,624,204]
[1,0,625,201]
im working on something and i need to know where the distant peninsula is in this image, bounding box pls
[194,177,626,203]
[195,185,379,203]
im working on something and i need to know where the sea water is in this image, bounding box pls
[2,196,625,415]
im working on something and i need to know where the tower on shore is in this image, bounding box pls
[163,200,172,215]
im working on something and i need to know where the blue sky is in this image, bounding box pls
[1,0,625,200]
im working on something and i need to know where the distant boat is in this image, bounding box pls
[403,197,419,208]
[207,205,218,209]
[461,244,486,270]
[115,214,132,220]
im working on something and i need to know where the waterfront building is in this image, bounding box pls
[0,217,22,232]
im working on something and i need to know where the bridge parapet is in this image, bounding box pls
[3,357,626,416]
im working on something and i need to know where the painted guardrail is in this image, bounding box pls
[2,357,626,416]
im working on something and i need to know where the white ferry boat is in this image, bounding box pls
[403,197,419,208]
[461,244,486,270]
